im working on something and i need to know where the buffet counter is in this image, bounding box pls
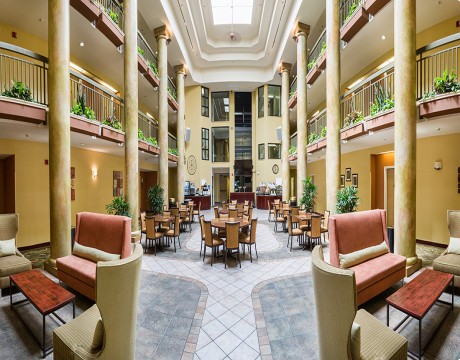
[185,195,211,210]
[256,195,282,209]
[229,192,255,205]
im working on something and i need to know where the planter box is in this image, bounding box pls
[138,140,149,151]
[288,93,297,109]
[70,114,101,136]
[307,143,318,153]
[341,7,369,43]
[288,153,297,162]
[306,67,322,86]
[168,153,178,162]
[70,0,100,22]
[137,54,149,74]
[364,0,391,15]
[0,97,47,124]
[101,125,125,143]
[419,92,460,119]
[148,145,160,155]
[96,11,124,47]
[168,94,179,111]
[341,122,365,140]
[144,67,160,88]
[365,110,394,132]
[317,138,327,150]
[317,53,327,70]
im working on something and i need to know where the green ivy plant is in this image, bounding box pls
[433,70,460,94]
[2,80,33,102]
[167,84,177,101]
[168,148,178,156]
[106,194,131,217]
[319,41,326,57]
[137,46,144,57]
[138,128,147,141]
[147,185,164,215]
[320,126,327,138]
[308,132,320,144]
[345,2,358,22]
[103,112,122,130]
[299,177,318,212]
[336,186,359,214]
[108,9,119,25]
[289,146,297,155]
[343,109,364,127]
[289,90,296,98]
[148,61,159,77]
[307,59,317,71]
[70,94,96,120]
[370,85,394,116]
[147,137,158,146]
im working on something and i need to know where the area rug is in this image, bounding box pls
[21,247,50,269]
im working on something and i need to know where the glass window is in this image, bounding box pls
[201,87,209,117]
[212,91,230,122]
[258,86,264,118]
[212,127,229,162]
[267,85,281,117]
[268,143,281,159]
[201,128,209,160]
[258,143,265,160]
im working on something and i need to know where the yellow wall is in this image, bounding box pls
[307,133,460,245]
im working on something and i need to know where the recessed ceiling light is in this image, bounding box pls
[91,135,96,139]
[381,35,386,40]
[38,18,44,22]
[80,42,85,47]
[436,127,441,131]
[80,143,85,146]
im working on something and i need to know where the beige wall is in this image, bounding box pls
[307,133,460,245]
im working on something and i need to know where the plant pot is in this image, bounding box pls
[70,0,100,22]
[0,97,47,124]
[138,140,149,151]
[288,92,297,109]
[306,67,322,86]
[144,67,160,88]
[168,93,179,111]
[340,7,370,43]
[341,122,365,140]
[70,114,101,136]
[317,138,327,150]
[307,143,318,153]
[365,109,395,132]
[96,11,124,47]
[148,145,160,155]
[288,153,297,162]
[101,125,125,143]
[364,0,391,15]
[168,153,178,162]
[419,92,460,119]
[137,54,149,74]
[317,53,327,70]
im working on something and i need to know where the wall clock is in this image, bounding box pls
[272,164,279,174]
[187,155,197,175]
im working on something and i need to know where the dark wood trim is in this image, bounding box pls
[416,239,448,249]
[18,242,50,251]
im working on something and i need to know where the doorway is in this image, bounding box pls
[384,167,395,227]
[212,168,229,205]
[370,152,394,226]
[0,155,15,214]
[140,170,157,212]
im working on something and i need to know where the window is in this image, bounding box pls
[268,85,281,117]
[212,91,230,122]
[201,128,209,160]
[258,86,264,118]
[212,127,229,162]
[258,143,265,160]
[268,143,281,159]
[201,87,209,117]
[211,0,253,25]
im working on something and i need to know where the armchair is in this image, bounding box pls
[53,244,143,360]
[0,214,32,291]
[311,245,407,360]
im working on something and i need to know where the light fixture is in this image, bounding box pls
[80,42,85,47]
[91,135,96,139]
[92,169,98,178]
[80,143,85,146]
[368,131,374,136]
[342,139,348,144]
[434,161,443,170]
[381,35,386,40]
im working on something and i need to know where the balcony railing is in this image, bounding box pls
[307,29,326,71]
[168,77,177,101]
[137,31,158,76]
[308,109,327,143]
[289,76,297,98]
[290,132,297,148]
[94,0,124,31]
[340,0,365,28]
[138,111,158,141]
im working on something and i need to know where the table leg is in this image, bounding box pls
[452,278,455,311]
[10,278,12,310]
[386,304,389,327]
[418,318,422,360]
[42,314,46,358]
[73,299,76,319]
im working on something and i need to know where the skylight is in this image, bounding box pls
[211,0,253,25]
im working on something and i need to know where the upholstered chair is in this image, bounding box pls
[0,214,32,290]
[53,244,143,360]
[224,222,240,268]
[311,246,407,360]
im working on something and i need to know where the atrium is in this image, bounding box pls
[0,0,459,359]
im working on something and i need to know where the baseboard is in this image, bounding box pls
[18,242,50,251]
[416,239,448,249]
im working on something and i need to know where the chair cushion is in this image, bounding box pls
[276,217,285,222]
[57,255,97,287]
[350,253,406,292]
[0,239,16,257]
[239,233,251,243]
[0,255,31,277]
[433,254,460,276]
[91,318,104,350]
[73,243,121,263]
[291,229,303,236]
[351,322,361,360]
[339,241,389,269]
[447,237,460,255]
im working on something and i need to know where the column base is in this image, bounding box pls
[406,257,423,277]
[44,258,58,277]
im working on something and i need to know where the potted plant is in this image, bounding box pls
[2,80,34,102]
[336,186,359,214]
[147,185,164,215]
[103,110,122,130]
[299,177,318,212]
[289,146,297,156]
[320,126,327,138]
[370,85,394,116]
[106,194,131,217]
[71,94,96,120]
[308,132,320,144]
[168,148,179,156]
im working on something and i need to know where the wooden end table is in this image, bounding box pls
[386,268,454,360]
[10,269,76,358]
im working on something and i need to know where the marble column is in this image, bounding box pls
[280,62,292,203]
[294,22,310,203]
[175,64,186,204]
[326,0,341,212]
[46,0,70,275]
[394,0,421,273]
[155,26,170,205]
[124,0,139,236]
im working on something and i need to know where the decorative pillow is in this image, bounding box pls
[73,242,120,263]
[339,241,389,269]
[350,322,361,360]
[0,238,16,257]
[91,319,104,350]
[447,237,460,255]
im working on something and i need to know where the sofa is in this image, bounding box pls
[57,212,132,300]
[329,209,406,305]
[54,244,143,360]
[433,210,460,287]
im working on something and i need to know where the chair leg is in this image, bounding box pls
[173,237,176,253]
[287,235,290,248]
[154,238,157,256]
[249,245,252,263]
[203,245,206,262]
[238,248,241,268]
[178,235,181,249]
[255,243,258,258]
[200,239,203,257]
[211,247,214,267]
[290,236,293,252]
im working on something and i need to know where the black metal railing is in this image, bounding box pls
[339,0,364,28]
[138,111,158,141]
[137,31,159,77]
[93,0,124,31]
[308,109,327,143]
[289,76,297,98]
[168,77,177,101]
[307,29,326,72]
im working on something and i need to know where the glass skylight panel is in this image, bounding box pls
[211,0,253,25]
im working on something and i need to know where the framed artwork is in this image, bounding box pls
[346,168,352,182]
[71,167,75,200]
[340,175,345,188]
[113,171,123,196]
[352,173,358,188]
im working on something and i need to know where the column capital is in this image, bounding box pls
[293,22,310,41]
[279,62,292,75]
[174,64,187,78]
[154,25,171,43]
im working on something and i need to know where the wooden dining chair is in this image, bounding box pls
[140,211,147,241]
[202,219,224,266]
[320,210,330,244]
[287,214,304,251]
[145,216,163,255]
[274,207,286,232]
[306,215,322,251]
[267,200,274,222]
[239,218,258,262]
[163,215,181,252]
[231,200,237,205]
[199,215,206,257]
[298,210,310,232]
[213,206,220,219]
[193,202,201,222]
[222,202,228,211]
[229,209,238,218]
[179,207,192,233]
[291,206,300,228]
[244,200,249,206]
[159,211,171,232]
[225,222,241,268]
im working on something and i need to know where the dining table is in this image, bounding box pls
[152,215,174,249]
[211,217,249,229]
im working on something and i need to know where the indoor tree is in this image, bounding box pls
[148,185,164,215]
[299,177,318,212]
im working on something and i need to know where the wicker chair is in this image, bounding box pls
[239,218,258,262]
[145,217,163,255]
[225,222,241,268]
[202,219,224,266]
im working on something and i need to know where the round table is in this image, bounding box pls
[211,218,249,229]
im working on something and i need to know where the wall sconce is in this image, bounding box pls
[434,161,443,170]
[92,169,98,178]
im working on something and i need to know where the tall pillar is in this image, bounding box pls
[294,22,310,202]
[280,62,292,203]
[124,0,139,234]
[46,0,70,275]
[175,64,186,204]
[394,0,421,274]
[326,0,341,212]
[155,26,170,205]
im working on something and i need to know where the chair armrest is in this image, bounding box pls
[74,346,103,360]
[15,249,26,258]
